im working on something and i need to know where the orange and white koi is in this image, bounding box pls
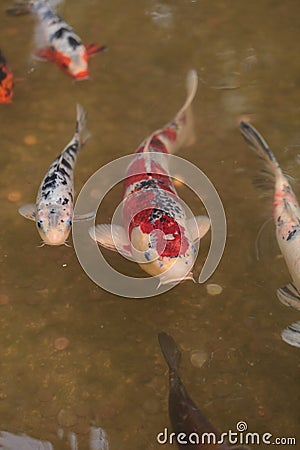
[27,0,106,80]
[90,71,210,286]
[240,121,300,347]
[0,49,14,103]
[19,104,93,246]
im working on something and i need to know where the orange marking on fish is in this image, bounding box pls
[0,52,14,103]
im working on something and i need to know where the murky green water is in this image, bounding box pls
[0,0,299,449]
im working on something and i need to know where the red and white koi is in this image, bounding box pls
[90,71,210,286]
[240,121,300,347]
[19,104,93,246]
[0,49,14,103]
[27,0,106,80]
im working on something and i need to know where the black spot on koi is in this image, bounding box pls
[51,27,70,40]
[68,36,81,50]
[283,185,291,194]
[287,228,299,241]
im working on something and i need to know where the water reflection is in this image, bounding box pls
[146,2,173,28]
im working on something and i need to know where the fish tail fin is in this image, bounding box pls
[166,70,198,154]
[75,104,91,148]
[158,332,181,374]
[173,69,198,149]
[149,70,197,155]
[239,121,281,182]
[6,1,31,16]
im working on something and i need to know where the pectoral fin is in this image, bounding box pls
[89,224,132,258]
[187,215,210,242]
[85,44,107,57]
[73,211,96,222]
[18,204,36,221]
[281,321,300,348]
[34,48,56,62]
[277,284,300,311]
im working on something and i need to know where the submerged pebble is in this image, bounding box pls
[54,337,70,351]
[190,349,208,368]
[7,191,22,202]
[0,294,9,305]
[23,134,37,146]
[206,283,223,296]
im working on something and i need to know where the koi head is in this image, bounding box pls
[66,51,89,80]
[35,205,72,246]
[49,47,89,80]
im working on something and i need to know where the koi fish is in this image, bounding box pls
[240,121,300,348]
[0,50,14,103]
[89,70,210,286]
[158,332,249,450]
[19,104,93,246]
[9,0,106,80]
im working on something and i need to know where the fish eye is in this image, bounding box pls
[66,219,72,227]
[37,220,43,228]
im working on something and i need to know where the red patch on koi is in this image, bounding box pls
[0,52,13,103]
[35,48,88,79]
[161,127,177,142]
[129,209,189,257]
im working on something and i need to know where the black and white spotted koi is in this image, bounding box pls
[90,71,210,286]
[19,104,92,246]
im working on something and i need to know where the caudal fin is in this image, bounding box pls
[145,70,197,155]
[158,332,181,374]
[239,121,281,184]
[6,1,31,16]
[76,104,91,147]
[171,69,198,152]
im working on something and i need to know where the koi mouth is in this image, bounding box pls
[74,70,89,80]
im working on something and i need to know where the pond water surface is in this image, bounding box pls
[0,0,299,449]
